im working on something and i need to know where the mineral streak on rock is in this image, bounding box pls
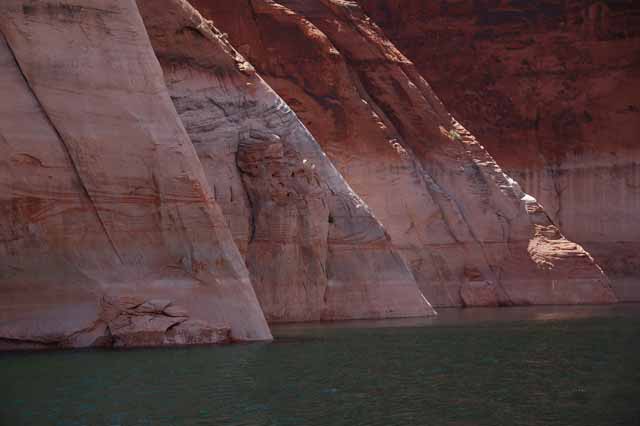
[136,0,435,321]
[192,0,617,306]
[359,0,640,300]
[0,0,271,350]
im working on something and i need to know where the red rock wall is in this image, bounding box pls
[0,0,630,351]
[192,0,616,307]
[136,0,435,322]
[359,0,640,300]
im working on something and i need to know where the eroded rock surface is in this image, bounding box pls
[0,296,230,350]
[136,0,435,321]
[359,0,640,300]
[103,297,230,348]
[193,0,617,306]
[0,0,270,350]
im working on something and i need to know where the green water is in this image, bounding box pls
[1,305,639,426]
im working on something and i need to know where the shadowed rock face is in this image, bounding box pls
[359,0,640,300]
[192,0,617,307]
[136,0,434,322]
[0,0,271,350]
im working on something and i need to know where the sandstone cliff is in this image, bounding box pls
[136,0,434,322]
[193,0,617,307]
[359,0,640,300]
[0,0,271,349]
[0,0,627,351]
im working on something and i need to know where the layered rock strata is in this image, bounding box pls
[359,0,640,300]
[193,0,617,306]
[0,0,270,350]
[137,0,434,321]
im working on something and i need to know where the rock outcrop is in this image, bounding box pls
[136,0,434,321]
[103,297,231,348]
[359,0,640,300]
[193,0,617,306]
[0,0,271,350]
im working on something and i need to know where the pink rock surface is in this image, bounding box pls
[192,0,616,307]
[136,0,435,322]
[0,0,270,350]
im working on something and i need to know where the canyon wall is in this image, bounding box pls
[193,0,616,307]
[136,0,434,322]
[0,0,628,351]
[359,0,640,300]
[0,0,435,351]
[0,0,271,349]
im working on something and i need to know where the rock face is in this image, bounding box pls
[359,0,640,300]
[136,0,434,321]
[0,0,271,350]
[0,0,627,351]
[193,0,617,306]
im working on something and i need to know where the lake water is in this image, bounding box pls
[1,304,639,426]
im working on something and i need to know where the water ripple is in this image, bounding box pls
[1,305,640,426]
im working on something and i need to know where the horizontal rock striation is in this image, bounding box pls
[193,0,617,306]
[137,0,435,321]
[359,0,640,300]
[0,0,271,350]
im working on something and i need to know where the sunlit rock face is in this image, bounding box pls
[191,0,617,307]
[359,0,640,301]
[136,0,435,322]
[0,0,271,350]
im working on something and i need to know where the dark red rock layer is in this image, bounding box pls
[359,0,640,300]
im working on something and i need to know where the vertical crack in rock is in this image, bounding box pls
[345,64,463,248]
[549,168,567,228]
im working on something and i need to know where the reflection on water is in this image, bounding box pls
[1,304,639,426]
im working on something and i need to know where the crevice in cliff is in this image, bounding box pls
[342,57,497,305]
[0,30,124,264]
[549,168,566,228]
[338,52,482,305]
[234,134,257,247]
[347,66,469,254]
[445,187,514,306]
[337,39,511,304]
[343,65,462,248]
[239,178,257,246]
